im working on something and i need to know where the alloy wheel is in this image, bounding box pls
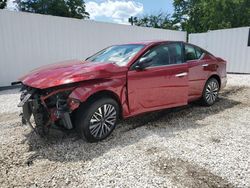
[205,80,219,104]
[89,104,117,139]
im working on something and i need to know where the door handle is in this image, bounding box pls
[202,64,209,67]
[175,72,188,77]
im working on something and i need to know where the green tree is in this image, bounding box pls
[0,0,7,9]
[131,12,177,30]
[16,0,89,19]
[173,0,250,33]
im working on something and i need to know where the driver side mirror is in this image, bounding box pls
[135,56,153,70]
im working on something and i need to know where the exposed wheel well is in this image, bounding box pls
[208,75,221,88]
[85,90,123,118]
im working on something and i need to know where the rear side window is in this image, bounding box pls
[194,46,204,59]
[184,45,197,61]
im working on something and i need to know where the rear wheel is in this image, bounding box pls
[75,98,119,142]
[201,78,220,106]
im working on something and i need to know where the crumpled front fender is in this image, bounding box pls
[68,78,130,117]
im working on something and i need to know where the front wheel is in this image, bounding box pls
[201,78,220,106]
[75,98,119,142]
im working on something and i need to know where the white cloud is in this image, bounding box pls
[86,0,143,24]
[7,0,17,11]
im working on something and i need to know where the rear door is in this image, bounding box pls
[184,44,209,101]
[127,42,188,116]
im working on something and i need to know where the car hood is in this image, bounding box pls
[19,60,128,89]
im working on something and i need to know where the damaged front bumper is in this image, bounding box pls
[18,85,80,135]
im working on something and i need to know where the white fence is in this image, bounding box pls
[0,10,186,87]
[189,27,250,73]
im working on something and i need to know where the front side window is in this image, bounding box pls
[87,44,145,66]
[139,43,183,67]
[185,44,197,61]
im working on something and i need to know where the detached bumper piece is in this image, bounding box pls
[19,88,37,132]
[21,101,36,132]
[20,93,49,136]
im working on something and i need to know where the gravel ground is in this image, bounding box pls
[0,74,250,188]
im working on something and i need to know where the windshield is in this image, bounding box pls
[86,44,145,66]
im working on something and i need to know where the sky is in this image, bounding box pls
[7,0,174,25]
[85,0,174,24]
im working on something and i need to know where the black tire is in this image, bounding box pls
[201,78,220,106]
[75,97,119,142]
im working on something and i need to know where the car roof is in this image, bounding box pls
[117,40,214,57]
[116,40,184,46]
[110,41,213,55]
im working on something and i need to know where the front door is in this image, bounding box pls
[127,42,188,116]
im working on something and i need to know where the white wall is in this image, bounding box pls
[0,10,186,87]
[189,27,250,73]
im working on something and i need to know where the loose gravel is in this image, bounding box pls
[0,74,250,188]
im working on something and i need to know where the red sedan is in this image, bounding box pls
[16,41,227,142]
